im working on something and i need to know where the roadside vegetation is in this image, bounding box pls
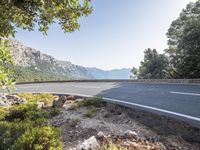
[84,106,97,118]
[69,96,103,110]
[0,93,63,150]
[0,94,104,150]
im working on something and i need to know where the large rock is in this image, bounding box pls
[53,95,67,108]
[0,94,27,106]
[37,101,45,108]
[77,136,100,150]
[97,131,106,139]
[0,99,12,107]
[124,130,137,139]
[67,95,76,100]
[6,95,27,105]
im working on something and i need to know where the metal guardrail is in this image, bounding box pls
[16,79,200,84]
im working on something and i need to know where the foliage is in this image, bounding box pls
[17,93,54,106]
[80,96,103,107]
[68,96,103,110]
[69,118,80,127]
[138,48,169,79]
[49,107,61,117]
[0,107,9,120]
[0,94,62,150]
[11,127,62,150]
[73,96,103,108]
[166,0,200,78]
[84,106,97,118]
[0,0,92,90]
[0,39,15,93]
[130,67,138,79]
[5,104,47,124]
[0,0,92,37]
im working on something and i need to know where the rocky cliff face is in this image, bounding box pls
[9,39,93,80]
[8,39,131,81]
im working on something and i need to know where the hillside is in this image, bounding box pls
[87,68,131,79]
[9,39,131,82]
[9,39,93,82]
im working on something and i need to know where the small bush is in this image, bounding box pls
[0,94,62,150]
[5,104,47,124]
[35,93,54,106]
[17,93,54,106]
[84,106,97,118]
[11,126,63,150]
[0,107,9,120]
[0,121,34,150]
[69,118,80,127]
[49,107,61,117]
[76,96,103,108]
[84,96,103,107]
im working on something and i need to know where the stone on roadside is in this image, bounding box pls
[97,131,105,139]
[124,130,137,139]
[0,99,11,106]
[77,136,100,150]
[6,95,27,105]
[53,95,67,108]
[37,101,45,108]
[67,95,76,100]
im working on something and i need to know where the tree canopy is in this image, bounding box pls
[166,0,200,78]
[137,49,169,79]
[132,1,200,79]
[0,39,15,92]
[0,0,92,92]
[0,0,92,37]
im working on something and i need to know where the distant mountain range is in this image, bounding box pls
[87,68,131,79]
[9,39,131,82]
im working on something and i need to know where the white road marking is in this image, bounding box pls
[13,91,200,122]
[74,86,101,89]
[170,91,200,96]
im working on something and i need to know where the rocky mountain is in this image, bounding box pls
[8,39,131,82]
[87,68,131,79]
[9,39,93,81]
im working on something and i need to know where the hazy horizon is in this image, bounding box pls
[15,0,196,70]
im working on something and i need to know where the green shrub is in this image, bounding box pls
[69,118,80,127]
[84,96,103,107]
[49,107,61,117]
[17,93,54,106]
[5,104,47,124]
[0,93,63,150]
[11,126,63,150]
[76,96,103,108]
[0,98,62,149]
[35,93,54,106]
[84,106,97,118]
[0,121,32,150]
[0,107,9,120]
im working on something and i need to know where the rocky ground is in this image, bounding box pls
[48,95,200,150]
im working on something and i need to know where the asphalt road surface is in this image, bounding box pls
[11,82,200,127]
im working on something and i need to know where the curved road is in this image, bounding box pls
[14,82,200,127]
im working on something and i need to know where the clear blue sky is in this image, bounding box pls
[15,0,196,70]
